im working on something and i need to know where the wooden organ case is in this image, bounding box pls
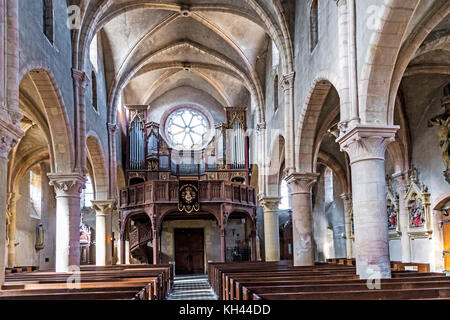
[120,105,256,265]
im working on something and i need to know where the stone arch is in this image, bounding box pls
[359,0,421,125]
[86,133,109,200]
[317,151,349,195]
[74,0,294,77]
[296,76,341,173]
[73,0,295,129]
[387,3,450,124]
[19,65,75,173]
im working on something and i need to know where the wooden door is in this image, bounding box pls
[443,219,450,271]
[175,229,205,275]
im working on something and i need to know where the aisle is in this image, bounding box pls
[167,275,218,300]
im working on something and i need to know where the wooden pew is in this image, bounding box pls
[1,264,172,300]
[209,261,447,301]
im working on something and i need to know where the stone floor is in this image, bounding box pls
[166,275,218,300]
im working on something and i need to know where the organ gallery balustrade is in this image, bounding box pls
[120,180,256,209]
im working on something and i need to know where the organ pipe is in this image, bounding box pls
[130,117,145,170]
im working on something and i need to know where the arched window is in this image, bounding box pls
[165,108,210,150]
[30,166,42,219]
[92,71,98,112]
[324,167,334,204]
[90,34,99,72]
[272,41,280,68]
[279,179,291,210]
[274,75,279,112]
[310,0,319,51]
[81,176,94,208]
[43,0,54,44]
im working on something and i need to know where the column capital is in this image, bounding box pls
[340,192,352,202]
[256,122,266,132]
[285,173,319,194]
[0,118,23,158]
[72,68,89,84]
[92,199,117,215]
[259,197,281,211]
[72,69,89,94]
[282,72,295,90]
[108,123,118,134]
[337,125,399,165]
[48,173,86,196]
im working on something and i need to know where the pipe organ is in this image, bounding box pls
[125,105,249,186]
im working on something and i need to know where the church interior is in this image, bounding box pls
[0,0,449,301]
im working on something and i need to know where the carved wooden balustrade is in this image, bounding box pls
[129,223,154,251]
[120,180,257,264]
[120,180,256,209]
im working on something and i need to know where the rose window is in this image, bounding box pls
[165,108,210,150]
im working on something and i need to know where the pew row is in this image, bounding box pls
[209,261,446,300]
[0,264,174,300]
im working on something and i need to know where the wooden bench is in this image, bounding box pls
[5,266,39,274]
[209,261,446,301]
[1,264,174,300]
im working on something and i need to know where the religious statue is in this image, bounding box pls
[428,85,450,184]
[410,199,425,228]
[35,224,45,251]
[387,203,398,229]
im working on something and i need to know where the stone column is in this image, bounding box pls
[337,126,398,279]
[72,69,89,175]
[282,73,296,175]
[48,173,86,272]
[6,192,19,268]
[92,200,116,266]
[286,174,318,266]
[393,172,411,263]
[1,126,22,285]
[260,197,281,262]
[340,193,354,259]
[335,0,351,124]
[251,223,257,262]
[107,123,118,198]
[256,122,267,195]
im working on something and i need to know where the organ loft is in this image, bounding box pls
[0,0,449,303]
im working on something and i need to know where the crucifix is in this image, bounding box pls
[428,84,450,184]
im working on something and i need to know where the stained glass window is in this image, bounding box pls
[166,108,209,150]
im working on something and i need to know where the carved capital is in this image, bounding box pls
[108,123,118,134]
[92,200,117,215]
[259,197,281,211]
[282,72,295,91]
[48,173,86,197]
[340,192,352,203]
[285,173,319,194]
[8,110,23,127]
[0,118,24,158]
[336,125,399,165]
[72,69,89,95]
[256,122,266,132]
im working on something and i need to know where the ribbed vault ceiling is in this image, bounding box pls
[89,0,275,121]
